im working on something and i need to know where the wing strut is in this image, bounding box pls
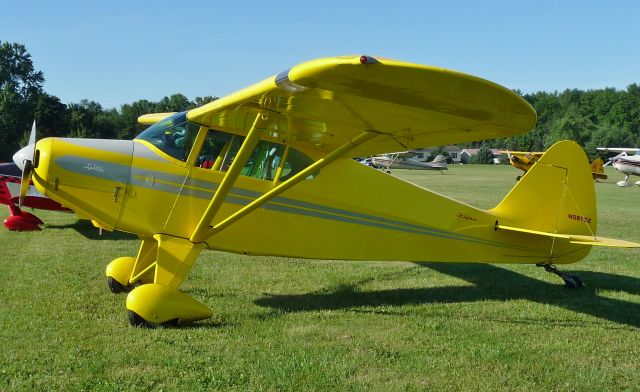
[201,130,378,241]
[190,110,269,243]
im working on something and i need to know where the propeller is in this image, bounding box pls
[12,120,37,207]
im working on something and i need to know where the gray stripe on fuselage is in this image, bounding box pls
[55,156,131,184]
[130,167,189,186]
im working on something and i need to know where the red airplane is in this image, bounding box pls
[0,162,71,231]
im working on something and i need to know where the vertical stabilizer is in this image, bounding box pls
[490,140,597,237]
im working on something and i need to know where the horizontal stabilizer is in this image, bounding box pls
[137,112,177,125]
[497,224,640,248]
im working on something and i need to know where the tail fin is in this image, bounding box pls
[491,140,597,237]
[590,157,607,180]
[432,154,447,163]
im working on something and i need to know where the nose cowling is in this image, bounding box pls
[28,137,135,231]
[30,138,54,195]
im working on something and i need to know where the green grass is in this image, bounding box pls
[1,165,639,391]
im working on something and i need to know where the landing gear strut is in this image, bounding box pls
[538,264,583,289]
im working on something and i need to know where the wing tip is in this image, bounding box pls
[137,112,176,125]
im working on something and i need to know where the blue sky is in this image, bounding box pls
[2,0,638,109]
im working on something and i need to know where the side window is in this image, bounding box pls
[194,129,316,181]
[220,136,244,171]
[280,148,316,181]
[195,131,234,170]
[240,142,285,180]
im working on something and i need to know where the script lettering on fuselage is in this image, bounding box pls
[457,212,478,222]
[83,162,105,173]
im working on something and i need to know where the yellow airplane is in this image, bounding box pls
[502,150,608,181]
[12,55,640,327]
[590,158,608,181]
[500,151,544,179]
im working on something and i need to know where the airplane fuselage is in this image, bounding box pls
[30,131,592,266]
[370,156,447,171]
[612,155,640,177]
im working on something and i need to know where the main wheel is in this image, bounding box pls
[127,310,179,328]
[107,276,129,293]
[128,310,157,328]
[563,275,583,289]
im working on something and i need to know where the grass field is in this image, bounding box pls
[1,165,639,391]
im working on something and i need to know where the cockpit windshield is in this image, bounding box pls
[135,112,198,161]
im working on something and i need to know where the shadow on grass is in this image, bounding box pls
[46,219,137,241]
[171,320,230,330]
[255,263,640,328]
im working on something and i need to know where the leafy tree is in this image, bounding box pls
[67,100,103,138]
[119,99,158,139]
[0,84,23,159]
[33,93,69,137]
[192,96,218,108]
[0,41,43,101]
[0,41,46,159]
[544,106,596,148]
[471,144,494,164]
[584,123,634,158]
[156,94,191,112]
[624,84,640,136]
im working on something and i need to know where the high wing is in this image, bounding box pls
[187,55,536,158]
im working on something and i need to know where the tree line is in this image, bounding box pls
[0,41,216,161]
[2,41,639,162]
[483,85,640,158]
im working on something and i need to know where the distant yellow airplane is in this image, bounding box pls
[500,151,544,179]
[502,150,608,181]
[12,56,640,327]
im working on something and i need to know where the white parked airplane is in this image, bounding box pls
[370,152,448,173]
[596,147,640,187]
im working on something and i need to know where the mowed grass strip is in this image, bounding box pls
[1,165,639,391]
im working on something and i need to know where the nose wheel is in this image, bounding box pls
[538,263,583,288]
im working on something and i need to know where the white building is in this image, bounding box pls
[459,148,503,164]
[411,146,463,163]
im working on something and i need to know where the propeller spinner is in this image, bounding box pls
[12,121,37,207]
